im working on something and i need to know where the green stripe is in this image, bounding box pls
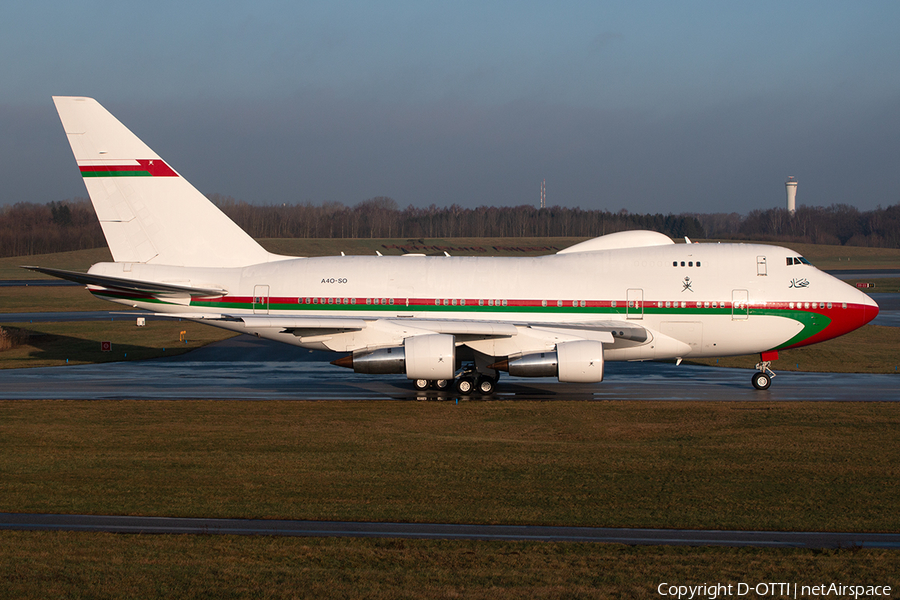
[82,171,152,178]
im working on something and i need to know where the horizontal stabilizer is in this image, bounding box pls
[22,266,227,298]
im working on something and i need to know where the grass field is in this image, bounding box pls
[1,400,898,598]
[1,532,897,599]
[2,401,898,532]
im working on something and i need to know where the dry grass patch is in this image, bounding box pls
[0,326,29,350]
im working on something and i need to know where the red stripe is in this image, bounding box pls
[79,159,178,177]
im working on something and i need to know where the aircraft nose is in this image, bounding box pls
[862,294,880,325]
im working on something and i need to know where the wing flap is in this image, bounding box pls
[525,320,648,343]
[237,316,368,331]
[384,319,518,337]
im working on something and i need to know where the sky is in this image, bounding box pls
[2,1,899,215]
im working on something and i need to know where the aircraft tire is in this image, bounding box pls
[751,372,771,390]
[433,379,451,391]
[456,377,474,395]
[475,376,496,395]
[414,379,430,391]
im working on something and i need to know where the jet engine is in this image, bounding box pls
[491,340,605,383]
[330,334,456,380]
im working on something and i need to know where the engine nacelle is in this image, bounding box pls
[495,340,605,383]
[404,334,456,380]
[332,334,456,379]
[505,351,559,378]
[556,340,604,383]
[345,346,406,374]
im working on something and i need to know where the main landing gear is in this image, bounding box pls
[455,373,497,396]
[414,371,499,396]
[413,378,450,392]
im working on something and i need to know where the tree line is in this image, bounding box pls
[208,195,706,241]
[0,200,105,258]
[2,195,899,258]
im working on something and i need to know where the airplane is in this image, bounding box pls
[28,96,880,394]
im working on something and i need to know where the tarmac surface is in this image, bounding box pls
[0,333,898,401]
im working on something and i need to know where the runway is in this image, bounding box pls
[3,513,899,549]
[0,334,897,401]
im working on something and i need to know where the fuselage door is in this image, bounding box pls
[253,284,270,315]
[732,289,749,320]
[626,288,644,320]
[757,256,767,276]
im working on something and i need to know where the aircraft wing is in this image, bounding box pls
[157,313,644,346]
[22,266,227,298]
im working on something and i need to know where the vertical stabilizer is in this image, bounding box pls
[53,96,274,268]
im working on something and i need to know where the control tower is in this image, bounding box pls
[785,177,798,214]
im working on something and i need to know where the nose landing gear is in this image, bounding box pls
[751,369,772,390]
[751,351,779,390]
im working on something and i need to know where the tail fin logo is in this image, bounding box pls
[79,159,178,178]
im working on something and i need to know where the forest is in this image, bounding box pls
[2,195,899,258]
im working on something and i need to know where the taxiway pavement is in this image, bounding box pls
[3,513,899,549]
[0,334,897,401]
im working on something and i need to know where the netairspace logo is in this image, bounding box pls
[657,582,893,599]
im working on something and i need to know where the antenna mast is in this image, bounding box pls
[540,179,546,209]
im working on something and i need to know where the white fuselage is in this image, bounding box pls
[87,241,878,361]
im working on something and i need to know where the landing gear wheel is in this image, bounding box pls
[751,372,771,390]
[456,377,474,395]
[413,379,430,391]
[475,376,496,395]
[433,379,451,391]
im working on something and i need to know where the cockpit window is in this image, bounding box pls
[786,256,811,266]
